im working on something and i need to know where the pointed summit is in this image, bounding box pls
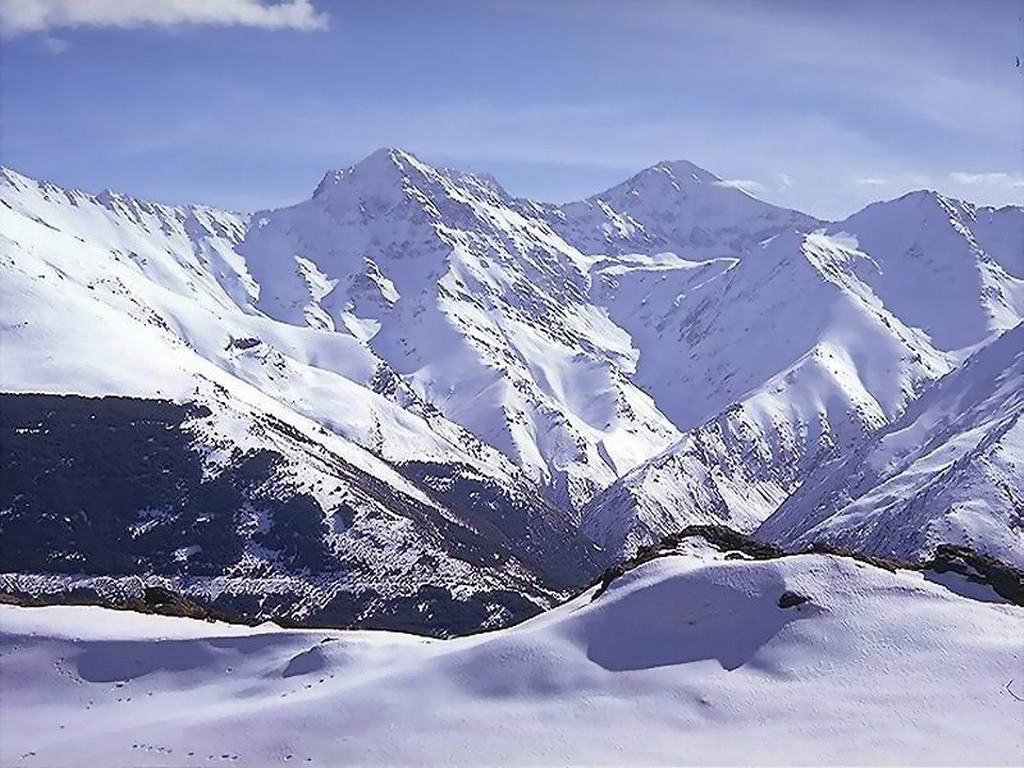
[549,157,820,258]
[650,159,721,185]
[354,146,424,173]
[313,147,430,199]
[607,159,722,201]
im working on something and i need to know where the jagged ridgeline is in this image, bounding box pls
[1,149,1022,636]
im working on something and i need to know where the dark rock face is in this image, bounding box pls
[777,591,809,609]
[0,393,255,576]
[593,524,786,598]
[0,393,598,637]
[665,525,786,560]
[925,545,1024,606]
[400,461,605,590]
[592,524,1024,612]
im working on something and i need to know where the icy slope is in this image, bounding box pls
[758,323,1024,566]
[3,549,1021,766]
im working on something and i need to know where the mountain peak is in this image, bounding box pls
[594,158,734,204]
[841,188,965,230]
[312,147,427,199]
[311,147,512,207]
[650,159,721,184]
[360,146,423,169]
[0,166,32,190]
[893,188,952,207]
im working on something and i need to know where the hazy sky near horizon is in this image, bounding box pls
[1,0,1022,219]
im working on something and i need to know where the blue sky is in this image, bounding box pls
[1,0,1021,219]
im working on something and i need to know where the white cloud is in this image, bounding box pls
[0,0,328,36]
[855,174,931,188]
[41,35,67,53]
[949,172,1024,189]
[777,173,793,189]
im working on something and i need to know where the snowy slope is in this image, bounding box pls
[3,151,1023,588]
[0,166,528,475]
[0,388,602,635]
[241,148,679,508]
[832,191,1024,351]
[580,230,953,557]
[3,548,1021,766]
[758,324,1024,566]
[580,179,1024,558]
[0,168,602,630]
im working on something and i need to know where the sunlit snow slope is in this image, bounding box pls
[581,200,1023,557]
[3,149,1022,589]
[241,148,679,508]
[0,165,602,633]
[759,323,1024,566]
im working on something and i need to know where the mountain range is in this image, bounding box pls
[1,148,1021,633]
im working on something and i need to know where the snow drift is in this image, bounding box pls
[2,544,1021,766]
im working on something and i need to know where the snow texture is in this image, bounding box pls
[2,551,1021,766]
[2,148,1022,571]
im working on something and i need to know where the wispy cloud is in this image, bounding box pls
[855,174,930,188]
[949,172,1024,189]
[41,35,67,54]
[0,0,328,37]
[714,179,768,197]
[542,1,1023,145]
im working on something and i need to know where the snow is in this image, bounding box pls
[3,146,1023,577]
[237,147,683,507]
[2,551,1021,766]
[758,323,1024,566]
[0,162,541,482]
[581,187,1022,556]
[833,190,1024,350]
[3,150,1024,764]
[580,230,954,556]
[545,158,822,258]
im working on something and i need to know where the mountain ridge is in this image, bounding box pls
[2,149,1022,620]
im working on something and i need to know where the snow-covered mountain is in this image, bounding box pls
[0,164,604,634]
[832,191,1024,351]
[758,323,1024,566]
[581,197,1023,558]
[240,148,679,508]
[3,540,1021,766]
[2,149,1022,612]
[537,159,820,258]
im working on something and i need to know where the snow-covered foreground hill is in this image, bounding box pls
[2,547,1022,767]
